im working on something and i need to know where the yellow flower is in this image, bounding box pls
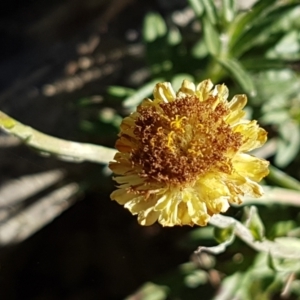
[109,80,269,227]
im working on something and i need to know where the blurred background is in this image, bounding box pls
[1,0,300,299]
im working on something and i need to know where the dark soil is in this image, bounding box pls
[0,1,192,299]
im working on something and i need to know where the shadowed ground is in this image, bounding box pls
[0,1,192,299]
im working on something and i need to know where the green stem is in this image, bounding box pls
[208,213,300,259]
[267,165,300,192]
[0,111,116,164]
[204,58,226,83]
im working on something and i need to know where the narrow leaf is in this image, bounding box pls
[214,225,234,244]
[243,206,265,242]
[212,273,242,300]
[209,214,300,259]
[201,0,218,25]
[203,16,220,56]
[143,13,167,43]
[231,3,299,57]
[275,121,300,167]
[227,0,278,49]
[221,0,236,23]
[217,58,256,96]
[123,78,164,108]
[188,0,204,17]
[108,86,135,97]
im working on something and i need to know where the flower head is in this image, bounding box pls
[109,80,269,227]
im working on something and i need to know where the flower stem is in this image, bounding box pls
[0,111,116,164]
[204,58,226,83]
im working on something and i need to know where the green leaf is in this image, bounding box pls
[184,270,208,288]
[227,0,278,49]
[125,282,169,300]
[188,0,204,17]
[270,4,300,32]
[203,16,220,56]
[123,78,164,108]
[270,221,296,239]
[210,214,300,259]
[191,40,209,58]
[261,110,290,125]
[267,252,278,272]
[143,13,167,42]
[186,226,214,241]
[76,96,103,107]
[267,239,300,272]
[241,57,285,71]
[275,237,300,251]
[167,26,182,46]
[267,30,300,60]
[275,121,300,167]
[201,0,218,25]
[230,3,300,57]
[107,86,135,97]
[217,58,256,96]
[243,206,265,242]
[255,69,300,107]
[221,0,236,23]
[214,225,234,244]
[212,272,243,300]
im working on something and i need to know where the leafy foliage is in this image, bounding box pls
[118,0,300,299]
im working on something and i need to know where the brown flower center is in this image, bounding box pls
[131,95,242,186]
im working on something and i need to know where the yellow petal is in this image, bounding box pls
[120,116,138,138]
[125,196,157,214]
[241,178,264,198]
[158,197,179,226]
[109,161,132,175]
[176,79,196,97]
[138,209,160,226]
[233,153,269,182]
[115,136,135,153]
[228,95,247,111]
[233,121,268,151]
[206,196,230,214]
[155,194,170,210]
[153,82,176,103]
[110,188,139,204]
[113,174,145,185]
[225,95,248,124]
[195,79,214,101]
[177,202,193,225]
[187,197,209,226]
[214,84,229,101]
[225,110,246,125]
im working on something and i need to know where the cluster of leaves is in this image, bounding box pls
[128,206,300,300]
[112,0,300,299]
